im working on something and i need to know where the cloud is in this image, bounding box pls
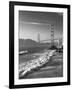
[20,21,51,26]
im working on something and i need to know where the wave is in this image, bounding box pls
[19,50,56,78]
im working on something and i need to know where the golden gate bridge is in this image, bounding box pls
[37,24,62,48]
[22,21,62,48]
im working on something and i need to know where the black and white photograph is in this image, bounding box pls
[19,11,63,79]
[9,1,70,88]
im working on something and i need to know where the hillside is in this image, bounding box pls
[19,39,39,50]
[19,39,50,52]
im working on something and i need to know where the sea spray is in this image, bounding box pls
[19,50,56,78]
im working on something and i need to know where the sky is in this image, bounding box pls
[19,10,63,42]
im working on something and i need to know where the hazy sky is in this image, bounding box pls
[19,11,63,41]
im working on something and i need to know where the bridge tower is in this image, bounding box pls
[38,33,40,42]
[51,24,54,47]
